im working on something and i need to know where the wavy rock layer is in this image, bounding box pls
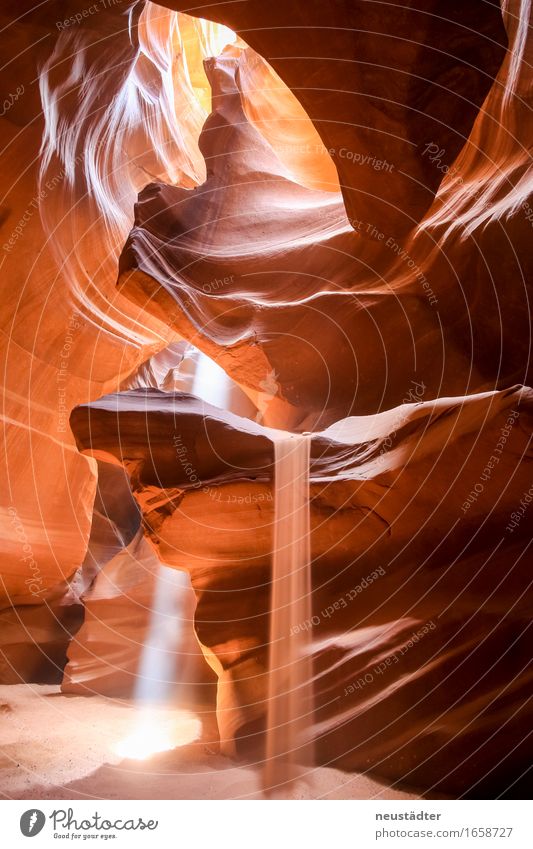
[0,3,258,682]
[160,0,507,236]
[0,1,250,606]
[71,385,533,794]
[1,0,531,800]
[119,6,531,427]
[119,54,473,428]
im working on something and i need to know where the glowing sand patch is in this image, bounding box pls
[113,708,201,760]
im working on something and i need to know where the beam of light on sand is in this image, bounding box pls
[114,351,232,762]
[113,707,201,760]
[113,566,201,760]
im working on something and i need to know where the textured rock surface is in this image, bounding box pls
[1,0,531,800]
[0,3,256,683]
[0,458,139,685]
[119,5,531,426]
[0,0,346,606]
[118,53,474,428]
[0,595,83,685]
[160,0,507,236]
[0,0,153,610]
[71,385,533,794]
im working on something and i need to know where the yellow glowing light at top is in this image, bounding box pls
[174,15,238,115]
[171,9,339,192]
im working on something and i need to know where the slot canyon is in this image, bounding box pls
[0,0,531,802]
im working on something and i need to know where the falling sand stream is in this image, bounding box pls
[263,434,314,794]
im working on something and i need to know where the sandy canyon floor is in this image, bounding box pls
[0,685,427,800]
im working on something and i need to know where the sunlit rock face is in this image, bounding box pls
[0,0,346,610]
[407,5,533,396]
[118,1,531,427]
[71,385,533,794]
[0,0,531,800]
[0,2,253,671]
[118,53,474,428]
[160,0,507,236]
[0,0,154,611]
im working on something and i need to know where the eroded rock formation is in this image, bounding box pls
[160,0,508,236]
[118,4,531,427]
[118,52,472,428]
[71,385,533,793]
[1,0,531,799]
[0,2,255,684]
